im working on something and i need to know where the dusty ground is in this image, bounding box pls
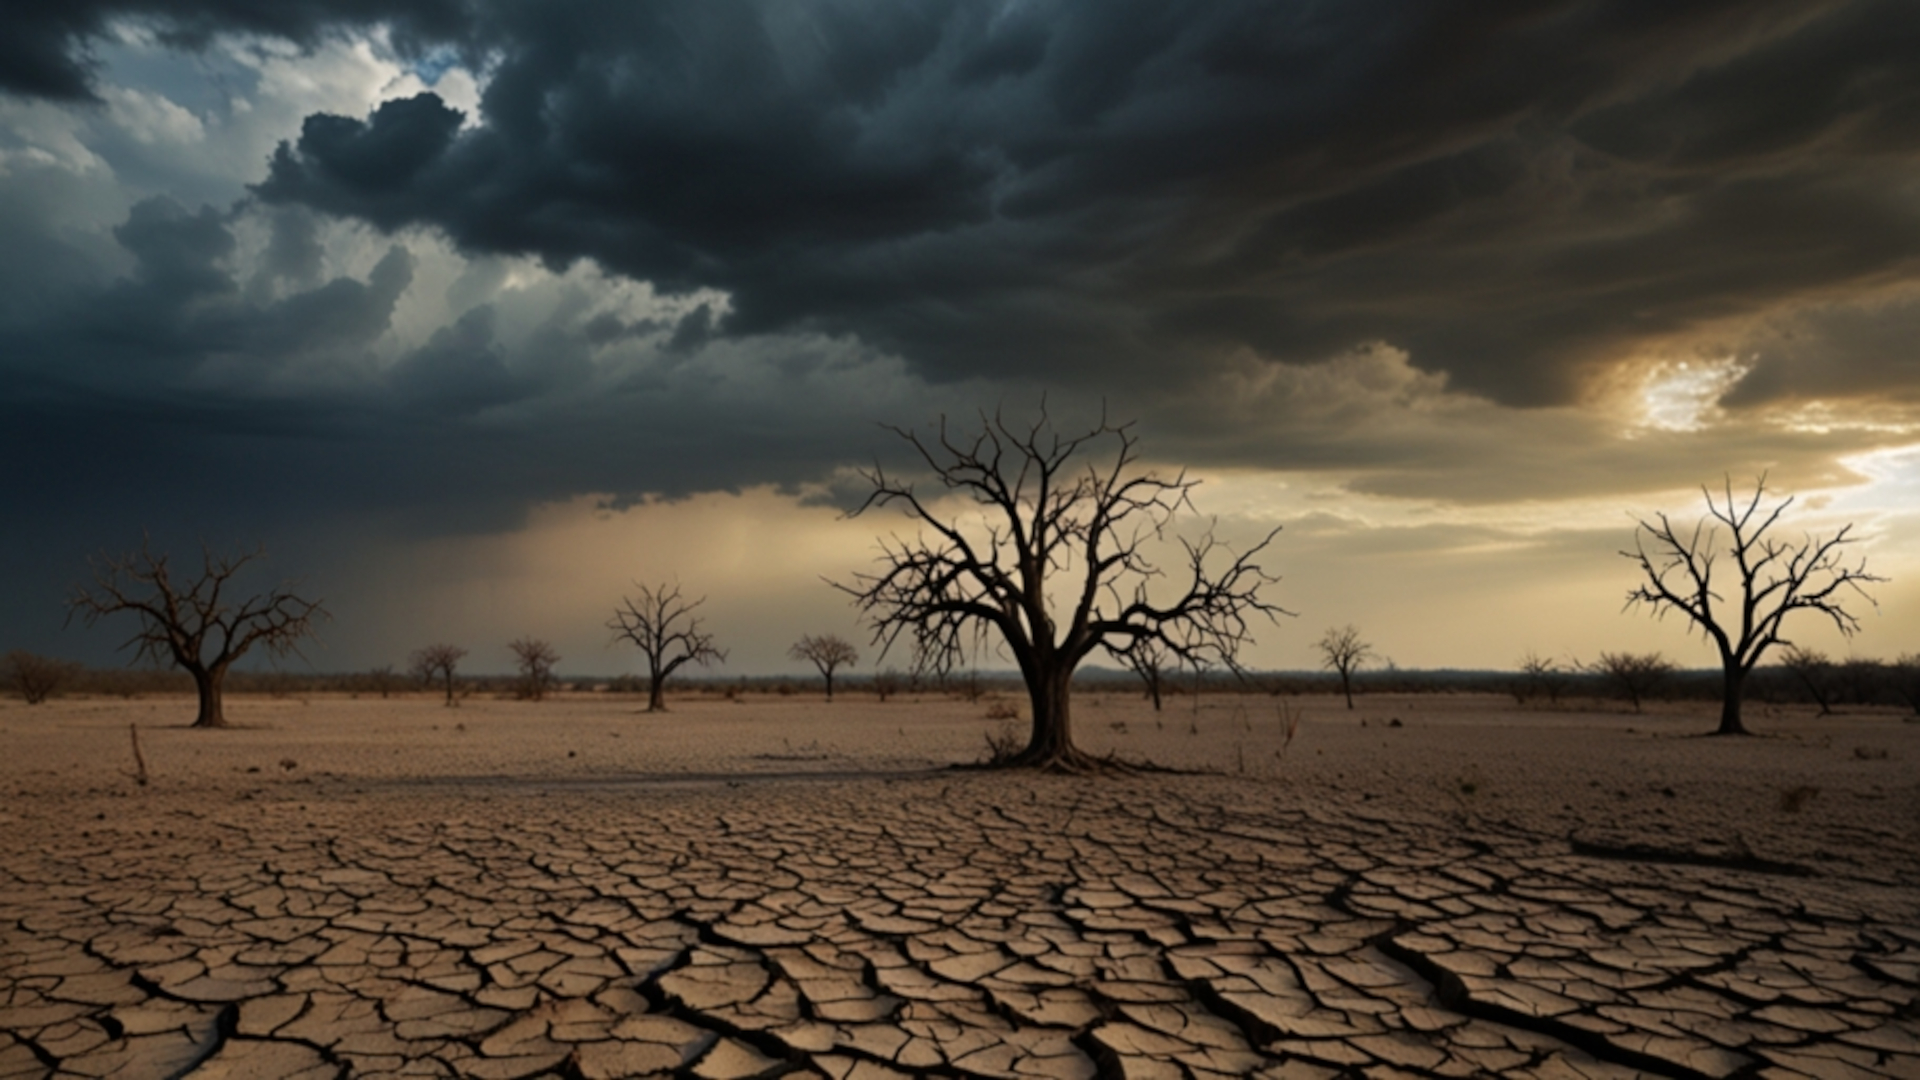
[1,690,1915,1079]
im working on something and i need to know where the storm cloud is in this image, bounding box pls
[3,0,1918,669]
[235,0,1920,406]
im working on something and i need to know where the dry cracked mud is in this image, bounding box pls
[2,697,1916,1079]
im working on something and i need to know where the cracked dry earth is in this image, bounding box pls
[2,701,1917,1080]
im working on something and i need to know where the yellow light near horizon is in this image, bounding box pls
[1636,357,1750,432]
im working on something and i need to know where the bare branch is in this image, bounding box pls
[609,581,725,712]
[3,652,80,705]
[67,538,327,728]
[1622,475,1885,734]
[1314,625,1373,710]
[835,406,1289,769]
[508,638,561,701]
[410,644,468,706]
[790,634,859,700]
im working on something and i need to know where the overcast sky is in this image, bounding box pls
[3,0,1916,678]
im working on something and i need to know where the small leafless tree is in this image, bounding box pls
[871,668,903,702]
[1316,625,1372,710]
[1589,651,1674,712]
[1513,650,1568,706]
[1122,637,1172,712]
[789,634,858,700]
[608,582,725,712]
[410,644,467,706]
[839,406,1287,771]
[68,540,327,728]
[1625,476,1884,735]
[1777,646,1836,715]
[4,651,80,705]
[508,638,561,701]
[368,664,398,699]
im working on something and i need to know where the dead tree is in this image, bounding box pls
[789,634,858,700]
[3,651,81,705]
[839,406,1287,771]
[508,638,561,701]
[1514,650,1567,706]
[1777,646,1836,715]
[1624,476,1883,735]
[1588,651,1675,711]
[410,644,467,706]
[368,664,398,699]
[1123,637,1171,711]
[1316,625,1372,710]
[68,540,326,728]
[608,582,725,712]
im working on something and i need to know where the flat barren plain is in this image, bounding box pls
[2,691,1916,1080]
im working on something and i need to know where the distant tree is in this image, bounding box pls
[68,540,327,728]
[608,582,725,712]
[871,667,903,702]
[1514,650,1568,706]
[789,634,858,700]
[1122,638,1171,712]
[1625,476,1883,735]
[1316,625,1373,710]
[1777,646,1836,715]
[368,664,398,699]
[1893,654,1920,717]
[3,651,80,705]
[839,407,1286,770]
[410,644,467,706]
[508,638,561,701]
[1589,651,1675,712]
[1837,657,1886,707]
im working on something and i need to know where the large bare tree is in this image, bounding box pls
[69,540,327,728]
[789,634,858,700]
[1777,645,1836,716]
[609,582,725,712]
[840,407,1286,771]
[1624,476,1884,735]
[1315,625,1372,710]
[410,644,467,706]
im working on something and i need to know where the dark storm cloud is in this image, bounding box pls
[229,0,1920,412]
[5,0,1919,571]
[0,0,471,100]
[4,195,415,387]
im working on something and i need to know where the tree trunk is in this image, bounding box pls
[825,671,834,701]
[1340,671,1354,710]
[191,665,228,729]
[1147,671,1162,712]
[1014,667,1079,767]
[1716,666,1749,736]
[647,675,667,712]
[442,671,456,706]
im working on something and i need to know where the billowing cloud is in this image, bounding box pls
[0,0,471,101]
[229,0,1920,411]
[3,0,1918,671]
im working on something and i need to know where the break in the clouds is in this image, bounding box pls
[3,0,1918,671]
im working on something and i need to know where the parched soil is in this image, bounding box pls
[1,692,1915,1079]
